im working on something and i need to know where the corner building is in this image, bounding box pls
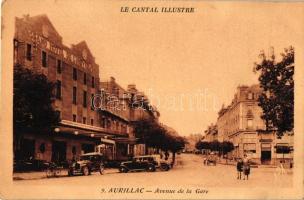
[217,85,293,165]
[13,14,114,163]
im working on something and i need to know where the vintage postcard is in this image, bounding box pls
[0,0,304,199]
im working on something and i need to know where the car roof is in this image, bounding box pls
[134,155,156,158]
[81,152,103,156]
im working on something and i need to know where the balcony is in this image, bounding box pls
[60,120,128,138]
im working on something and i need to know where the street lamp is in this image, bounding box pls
[74,131,79,135]
[54,128,60,133]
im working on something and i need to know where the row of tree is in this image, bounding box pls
[195,140,234,156]
[133,118,185,166]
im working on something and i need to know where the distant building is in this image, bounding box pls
[204,124,218,142]
[184,133,204,152]
[216,85,293,165]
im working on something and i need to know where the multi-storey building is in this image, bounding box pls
[13,14,109,163]
[204,124,218,143]
[98,77,136,161]
[216,85,293,165]
[13,14,161,165]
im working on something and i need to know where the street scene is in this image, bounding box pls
[9,1,296,196]
[14,154,292,187]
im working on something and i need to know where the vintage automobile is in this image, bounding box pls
[119,155,171,173]
[68,152,105,176]
[203,154,217,166]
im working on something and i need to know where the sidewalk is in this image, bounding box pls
[13,168,119,181]
[217,158,287,169]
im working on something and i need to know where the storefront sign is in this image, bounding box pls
[26,28,93,72]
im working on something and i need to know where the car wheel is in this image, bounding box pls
[82,166,90,176]
[119,166,128,173]
[68,169,74,176]
[161,164,170,171]
[99,164,105,175]
[147,165,156,172]
[46,169,53,178]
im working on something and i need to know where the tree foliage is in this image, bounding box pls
[14,65,60,130]
[133,118,185,152]
[254,47,294,137]
[195,140,234,155]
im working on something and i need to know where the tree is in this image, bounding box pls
[254,47,294,137]
[14,65,60,130]
[209,140,221,152]
[133,118,167,153]
[165,133,185,167]
[195,141,210,151]
[133,119,185,166]
[221,141,234,156]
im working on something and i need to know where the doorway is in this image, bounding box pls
[52,141,67,163]
[261,143,272,164]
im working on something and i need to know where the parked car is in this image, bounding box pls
[13,158,50,172]
[68,152,105,176]
[204,154,217,166]
[119,155,171,173]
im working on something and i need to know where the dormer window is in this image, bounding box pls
[247,92,254,100]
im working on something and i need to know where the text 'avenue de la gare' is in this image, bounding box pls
[120,7,195,13]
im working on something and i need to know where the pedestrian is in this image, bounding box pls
[236,158,243,180]
[165,151,169,160]
[242,154,250,180]
[277,160,286,175]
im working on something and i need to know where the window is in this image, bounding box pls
[90,119,94,126]
[244,143,256,154]
[42,51,47,67]
[276,143,291,154]
[83,117,86,124]
[55,110,61,119]
[83,73,87,85]
[247,119,253,128]
[73,68,77,80]
[92,76,95,88]
[73,114,77,122]
[101,118,106,128]
[83,90,87,107]
[91,93,94,110]
[57,60,62,74]
[56,80,61,99]
[26,44,32,61]
[247,92,254,100]
[73,87,77,104]
[72,146,77,155]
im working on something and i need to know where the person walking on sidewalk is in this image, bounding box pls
[243,154,250,180]
[236,158,244,180]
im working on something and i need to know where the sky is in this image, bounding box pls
[4,0,303,136]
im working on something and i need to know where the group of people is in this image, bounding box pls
[236,154,251,180]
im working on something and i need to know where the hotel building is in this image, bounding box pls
[13,14,159,165]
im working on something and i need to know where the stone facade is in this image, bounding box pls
[13,14,160,166]
[216,85,294,165]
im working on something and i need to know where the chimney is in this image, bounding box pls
[110,76,115,83]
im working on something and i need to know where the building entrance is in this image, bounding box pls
[261,143,272,164]
[52,141,67,163]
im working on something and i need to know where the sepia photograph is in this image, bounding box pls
[0,0,303,199]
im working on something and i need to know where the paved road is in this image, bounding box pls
[14,154,292,188]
